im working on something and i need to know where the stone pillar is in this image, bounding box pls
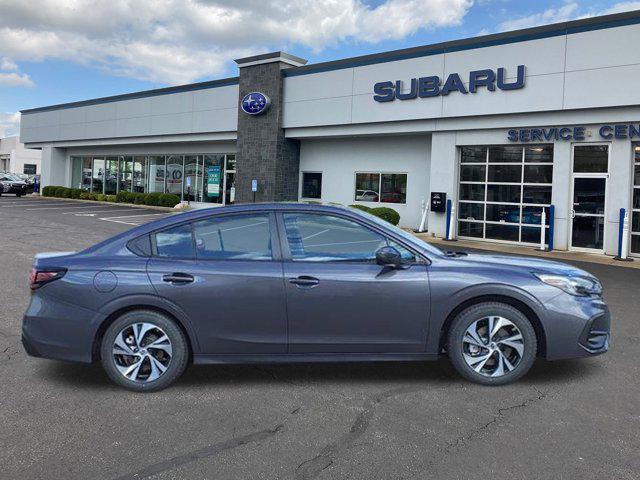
[234,52,307,203]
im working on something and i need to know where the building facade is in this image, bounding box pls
[19,10,640,257]
[0,136,41,175]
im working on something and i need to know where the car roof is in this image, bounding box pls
[82,203,360,255]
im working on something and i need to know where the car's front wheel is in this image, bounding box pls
[100,310,189,392]
[447,302,537,385]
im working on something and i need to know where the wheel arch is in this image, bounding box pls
[91,304,196,363]
[438,294,547,358]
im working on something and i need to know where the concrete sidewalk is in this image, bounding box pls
[413,232,640,269]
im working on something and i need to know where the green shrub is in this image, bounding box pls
[133,193,146,205]
[70,189,82,199]
[159,193,181,207]
[116,190,136,203]
[52,186,65,197]
[106,195,117,202]
[349,204,373,213]
[369,207,400,226]
[42,186,55,197]
[144,192,164,206]
[80,191,92,200]
[95,193,106,202]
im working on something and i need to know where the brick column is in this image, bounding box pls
[234,52,307,203]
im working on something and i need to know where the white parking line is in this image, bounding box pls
[0,202,67,207]
[99,213,169,226]
[62,208,146,215]
[26,204,100,211]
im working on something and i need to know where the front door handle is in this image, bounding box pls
[162,273,194,284]
[289,276,320,287]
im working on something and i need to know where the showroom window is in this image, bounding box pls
[69,154,235,204]
[301,172,322,199]
[458,145,553,244]
[354,172,407,204]
[632,145,640,255]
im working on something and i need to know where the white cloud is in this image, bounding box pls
[0,0,474,85]
[0,71,34,87]
[1,57,18,71]
[498,2,580,31]
[0,54,33,87]
[494,1,640,33]
[0,112,21,137]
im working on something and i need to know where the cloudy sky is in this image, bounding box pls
[1,0,639,136]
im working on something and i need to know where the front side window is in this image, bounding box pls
[155,223,194,258]
[301,172,322,199]
[193,214,272,260]
[283,213,413,262]
[355,172,407,204]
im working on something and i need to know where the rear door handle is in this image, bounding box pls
[162,273,194,284]
[289,276,320,287]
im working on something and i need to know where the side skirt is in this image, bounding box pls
[193,352,441,365]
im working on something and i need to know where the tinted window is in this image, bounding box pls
[302,172,322,199]
[283,213,388,262]
[193,214,272,260]
[155,224,194,258]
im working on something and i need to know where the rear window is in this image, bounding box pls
[154,224,194,258]
[192,214,272,260]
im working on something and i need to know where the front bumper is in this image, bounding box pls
[542,293,610,360]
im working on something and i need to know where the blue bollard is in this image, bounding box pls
[548,205,555,252]
[445,199,452,240]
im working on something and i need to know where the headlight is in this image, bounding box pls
[535,273,602,297]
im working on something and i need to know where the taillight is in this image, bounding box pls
[29,268,66,290]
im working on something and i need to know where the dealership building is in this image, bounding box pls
[19,10,640,257]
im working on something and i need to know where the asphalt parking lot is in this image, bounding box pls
[1,195,639,480]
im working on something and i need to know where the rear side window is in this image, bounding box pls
[192,213,272,260]
[127,235,152,257]
[154,224,194,258]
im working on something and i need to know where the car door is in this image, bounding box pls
[278,211,431,353]
[146,212,287,354]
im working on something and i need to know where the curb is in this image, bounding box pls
[31,195,178,212]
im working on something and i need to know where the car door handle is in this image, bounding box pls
[162,273,194,284]
[289,276,320,287]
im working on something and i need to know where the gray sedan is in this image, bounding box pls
[22,203,610,391]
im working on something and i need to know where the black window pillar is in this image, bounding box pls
[234,52,307,203]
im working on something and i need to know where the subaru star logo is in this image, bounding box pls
[241,92,270,115]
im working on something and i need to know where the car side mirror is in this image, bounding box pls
[376,246,402,268]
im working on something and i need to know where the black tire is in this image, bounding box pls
[100,310,189,392]
[447,302,537,386]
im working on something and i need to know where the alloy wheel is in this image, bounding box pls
[111,322,173,383]
[462,316,525,377]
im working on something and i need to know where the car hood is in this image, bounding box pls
[452,252,594,278]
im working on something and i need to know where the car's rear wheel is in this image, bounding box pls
[447,302,537,385]
[100,310,189,392]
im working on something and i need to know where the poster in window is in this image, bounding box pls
[207,166,221,197]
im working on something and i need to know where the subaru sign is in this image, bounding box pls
[241,92,270,115]
[373,65,526,102]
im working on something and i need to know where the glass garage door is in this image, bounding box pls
[458,145,553,244]
[632,145,640,255]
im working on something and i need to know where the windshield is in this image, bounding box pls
[341,206,444,256]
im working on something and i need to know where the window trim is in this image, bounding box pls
[300,171,323,200]
[149,211,280,261]
[353,171,408,205]
[276,211,428,265]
